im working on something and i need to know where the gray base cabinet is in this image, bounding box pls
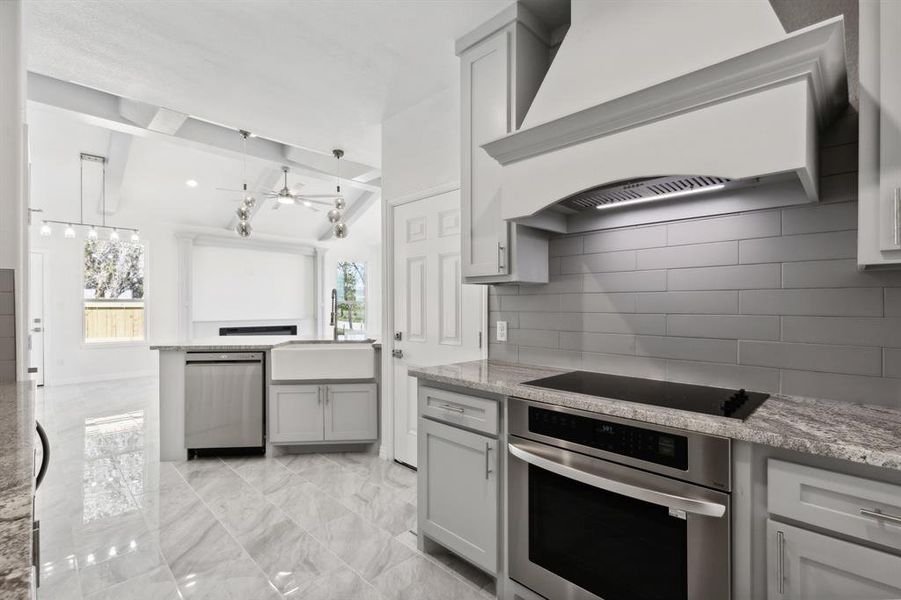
[269,383,377,444]
[325,383,378,441]
[767,520,901,599]
[418,416,498,574]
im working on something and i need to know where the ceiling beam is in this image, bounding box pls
[101,132,132,215]
[27,72,381,193]
[317,189,380,241]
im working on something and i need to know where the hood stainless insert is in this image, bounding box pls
[560,175,731,212]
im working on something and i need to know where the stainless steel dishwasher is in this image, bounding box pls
[185,352,264,456]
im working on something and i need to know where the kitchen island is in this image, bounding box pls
[151,336,380,461]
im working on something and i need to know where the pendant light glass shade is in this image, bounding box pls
[235,221,252,238]
[88,227,98,240]
[109,229,120,241]
[64,224,76,239]
[40,222,52,237]
[334,222,348,239]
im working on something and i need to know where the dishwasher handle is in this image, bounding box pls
[185,352,263,364]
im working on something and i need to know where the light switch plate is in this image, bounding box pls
[496,321,508,342]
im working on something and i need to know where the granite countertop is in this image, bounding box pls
[410,360,901,472]
[0,382,35,599]
[150,336,377,351]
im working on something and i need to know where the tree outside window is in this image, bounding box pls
[336,261,366,335]
[83,240,145,343]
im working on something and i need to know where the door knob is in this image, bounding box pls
[392,349,404,359]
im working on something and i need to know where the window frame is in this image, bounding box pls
[80,238,149,348]
[335,260,368,335]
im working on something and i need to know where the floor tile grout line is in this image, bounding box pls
[167,457,288,599]
[220,453,393,600]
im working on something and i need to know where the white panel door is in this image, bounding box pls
[392,190,484,467]
[28,252,44,386]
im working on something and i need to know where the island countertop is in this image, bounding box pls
[410,360,901,472]
[150,336,377,351]
[0,382,35,600]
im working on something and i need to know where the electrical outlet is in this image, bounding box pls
[496,320,508,342]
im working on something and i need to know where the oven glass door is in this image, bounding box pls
[508,437,729,600]
[529,463,687,599]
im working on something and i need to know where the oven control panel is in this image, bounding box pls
[528,406,688,470]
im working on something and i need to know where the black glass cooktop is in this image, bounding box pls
[523,371,769,420]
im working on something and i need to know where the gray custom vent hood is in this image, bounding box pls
[482,0,849,232]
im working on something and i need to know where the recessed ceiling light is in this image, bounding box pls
[185,179,198,188]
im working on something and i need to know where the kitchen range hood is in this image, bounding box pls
[483,1,848,230]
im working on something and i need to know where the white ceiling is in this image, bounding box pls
[29,107,374,243]
[25,0,517,168]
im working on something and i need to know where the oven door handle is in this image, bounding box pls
[508,441,726,518]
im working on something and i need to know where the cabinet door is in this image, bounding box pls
[324,383,378,441]
[269,384,324,443]
[418,418,498,573]
[767,520,901,600]
[461,32,510,278]
[879,0,901,252]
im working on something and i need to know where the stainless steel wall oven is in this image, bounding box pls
[507,398,732,600]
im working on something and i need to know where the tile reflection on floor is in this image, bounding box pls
[34,378,494,599]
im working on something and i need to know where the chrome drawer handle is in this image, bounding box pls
[776,530,785,595]
[438,403,465,414]
[860,508,901,525]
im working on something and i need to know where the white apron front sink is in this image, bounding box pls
[270,343,374,380]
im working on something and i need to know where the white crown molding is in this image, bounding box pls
[483,17,847,166]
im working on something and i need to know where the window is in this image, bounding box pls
[336,261,366,336]
[83,240,145,343]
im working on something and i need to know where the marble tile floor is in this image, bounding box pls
[33,378,494,600]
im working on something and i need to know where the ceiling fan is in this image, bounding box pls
[265,165,336,212]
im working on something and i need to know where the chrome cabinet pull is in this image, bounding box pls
[892,188,901,246]
[318,387,322,405]
[776,530,785,595]
[439,403,465,414]
[325,387,330,405]
[485,441,493,479]
[859,507,901,525]
[497,242,506,273]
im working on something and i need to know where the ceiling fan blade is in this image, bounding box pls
[294,194,338,199]
[216,187,246,192]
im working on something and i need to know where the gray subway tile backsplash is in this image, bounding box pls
[489,200,901,406]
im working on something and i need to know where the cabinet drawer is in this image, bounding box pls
[419,386,498,435]
[768,460,901,553]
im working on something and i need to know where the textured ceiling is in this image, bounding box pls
[25,0,516,168]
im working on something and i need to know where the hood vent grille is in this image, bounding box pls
[560,175,731,211]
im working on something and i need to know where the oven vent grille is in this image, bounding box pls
[560,175,731,211]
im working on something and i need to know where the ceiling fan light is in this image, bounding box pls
[64,224,76,239]
[327,209,341,224]
[235,220,252,238]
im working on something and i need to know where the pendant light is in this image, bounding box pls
[331,149,349,239]
[40,153,139,241]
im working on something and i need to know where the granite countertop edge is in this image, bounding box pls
[150,338,378,351]
[0,382,35,600]
[409,360,901,472]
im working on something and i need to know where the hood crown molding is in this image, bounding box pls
[483,17,847,167]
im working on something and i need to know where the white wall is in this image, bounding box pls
[192,244,316,336]
[30,221,179,385]
[381,84,460,202]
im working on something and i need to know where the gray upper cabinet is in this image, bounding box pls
[324,383,378,441]
[767,520,901,600]
[418,417,498,573]
[859,0,901,267]
[458,3,551,284]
